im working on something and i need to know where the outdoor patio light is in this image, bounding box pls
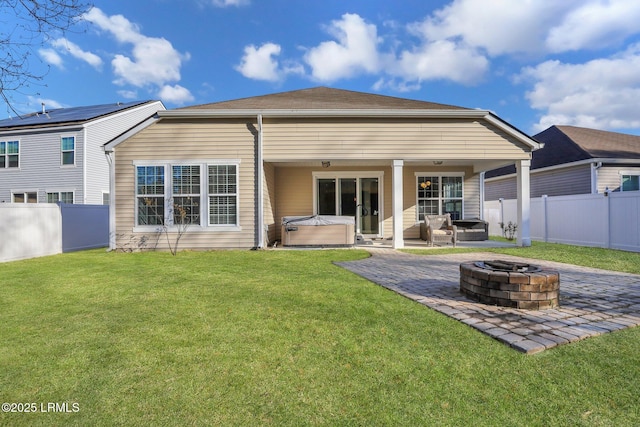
[322,161,331,168]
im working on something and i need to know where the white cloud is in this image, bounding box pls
[117,90,138,100]
[50,38,103,69]
[39,48,64,69]
[518,45,640,131]
[83,7,193,103]
[236,43,283,82]
[546,1,640,52]
[392,39,489,85]
[158,84,195,105]
[28,96,65,110]
[212,0,249,6]
[304,13,381,82]
[417,0,571,56]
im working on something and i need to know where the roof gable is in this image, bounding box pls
[0,100,155,130]
[182,87,469,111]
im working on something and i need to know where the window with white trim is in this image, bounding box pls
[136,165,165,226]
[621,174,640,192]
[47,191,74,203]
[172,165,201,225]
[135,161,239,228]
[1,140,19,168]
[208,164,237,225]
[416,174,464,221]
[61,136,75,166]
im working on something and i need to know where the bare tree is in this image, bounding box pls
[1,0,92,115]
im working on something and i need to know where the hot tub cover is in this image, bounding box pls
[282,215,355,226]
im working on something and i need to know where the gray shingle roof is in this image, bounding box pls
[556,125,640,159]
[181,87,469,111]
[0,100,154,130]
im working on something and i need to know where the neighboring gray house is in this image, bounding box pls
[0,100,165,204]
[485,125,640,200]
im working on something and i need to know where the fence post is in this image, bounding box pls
[498,198,504,237]
[541,195,548,242]
[604,187,611,249]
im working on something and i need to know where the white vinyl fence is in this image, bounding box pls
[484,192,640,253]
[0,203,108,263]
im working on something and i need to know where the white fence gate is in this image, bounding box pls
[0,203,108,263]
[484,192,640,253]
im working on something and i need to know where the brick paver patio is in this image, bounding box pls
[336,249,640,354]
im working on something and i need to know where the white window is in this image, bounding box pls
[61,136,75,166]
[134,161,240,229]
[136,165,165,226]
[621,174,640,192]
[172,165,201,226]
[416,174,464,221]
[208,164,237,225]
[1,140,19,168]
[46,191,74,204]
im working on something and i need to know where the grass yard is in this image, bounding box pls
[1,245,639,426]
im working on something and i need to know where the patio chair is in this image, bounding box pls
[420,214,457,247]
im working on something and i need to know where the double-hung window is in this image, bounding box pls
[135,161,239,228]
[0,140,19,168]
[136,166,165,225]
[61,136,75,166]
[208,164,237,225]
[172,165,201,225]
[416,174,464,221]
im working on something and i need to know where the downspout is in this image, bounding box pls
[479,171,485,220]
[591,161,602,194]
[256,114,265,249]
[104,149,116,251]
[83,127,88,203]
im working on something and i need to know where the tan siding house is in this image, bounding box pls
[105,87,540,250]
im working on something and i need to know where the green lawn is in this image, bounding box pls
[1,246,639,426]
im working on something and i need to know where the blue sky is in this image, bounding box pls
[4,0,640,135]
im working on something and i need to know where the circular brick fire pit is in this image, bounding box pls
[459,260,560,310]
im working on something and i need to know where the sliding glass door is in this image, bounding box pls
[315,173,382,237]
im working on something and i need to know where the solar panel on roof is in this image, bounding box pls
[0,100,150,128]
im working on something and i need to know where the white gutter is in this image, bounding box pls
[83,126,88,203]
[105,150,116,251]
[157,108,491,119]
[256,114,265,249]
[479,171,485,220]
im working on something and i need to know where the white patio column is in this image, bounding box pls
[392,160,404,249]
[516,159,532,247]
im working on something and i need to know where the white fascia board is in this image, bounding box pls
[483,113,541,151]
[84,100,166,129]
[157,108,491,119]
[103,115,160,152]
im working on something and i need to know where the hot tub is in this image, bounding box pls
[281,215,355,246]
